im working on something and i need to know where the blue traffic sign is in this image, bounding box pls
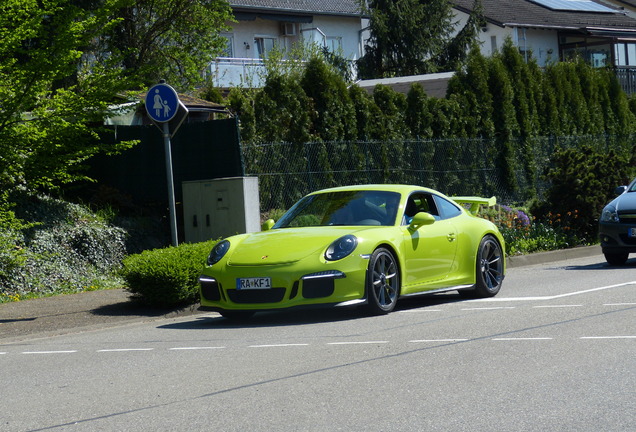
[145,83,180,123]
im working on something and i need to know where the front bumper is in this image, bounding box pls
[199,256,370,312]
[599,221,636,254]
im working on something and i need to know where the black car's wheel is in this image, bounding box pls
[366,248,400,314]
[604,252,629,266]
[472,235,504,298]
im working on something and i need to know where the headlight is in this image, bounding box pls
[325,235,358,261]
[207,240,230,265]
[600,206,619,223]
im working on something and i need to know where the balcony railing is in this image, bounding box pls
[206,57,267,88]
[207,58,636,96]
[615,66,636,95]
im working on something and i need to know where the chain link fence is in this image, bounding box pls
[242,135,635,213]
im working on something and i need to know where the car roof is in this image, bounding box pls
[310,184,439,196]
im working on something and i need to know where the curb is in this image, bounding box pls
[507,245,601,268]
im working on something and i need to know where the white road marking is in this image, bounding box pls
[461,306,516,311]
[327,341,389,345]
[2,334,635,356]
[169,346,226,351]
[249,344,309,348]
[472,281,636,302]
[580,336,636,340]
[604,303,636,306]
[97,348,154,352]
[533,305,582,309]
[398,309,443,313]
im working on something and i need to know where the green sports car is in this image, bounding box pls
[199,184,505,319]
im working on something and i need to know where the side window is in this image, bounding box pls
[434,195,462,220]
[402,193,439,225]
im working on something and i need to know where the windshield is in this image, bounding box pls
[274,190,401,228]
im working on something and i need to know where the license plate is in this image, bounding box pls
[236,277,272,290]
[630,228,636,238]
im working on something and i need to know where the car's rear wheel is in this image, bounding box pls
[604,252,629,266]
[366,248,400,314]
[467,235,504,298]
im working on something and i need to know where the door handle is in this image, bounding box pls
[447,233,456,242]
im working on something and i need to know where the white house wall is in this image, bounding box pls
[303,16,364,60]
[453,9,559,67]
[210,15,363,88]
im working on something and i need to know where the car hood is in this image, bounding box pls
[227,226,374,266]
[616,192,636,213]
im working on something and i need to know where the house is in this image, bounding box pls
[105,93,230,126]
[208,0,365,89]
[452,0,636,93]
[210,0,636,95]
[599,0,636,19]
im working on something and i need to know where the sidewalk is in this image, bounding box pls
[0,246,602,343]
[0,289,203,343]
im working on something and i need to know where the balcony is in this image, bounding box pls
[207,58,636,97]
[615,66,636,95]
[206,57,267,89]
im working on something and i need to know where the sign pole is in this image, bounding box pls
[162,122,179,247]
[145,81,188,247]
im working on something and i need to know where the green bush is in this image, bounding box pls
[121,240,217,308]
[531,144,635,241]
[1,194,127,302]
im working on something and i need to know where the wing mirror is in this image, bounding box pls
[408,212,436,231]
[262,219,275,231]
[615,186,627,195]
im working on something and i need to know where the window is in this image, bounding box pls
[590,45,610,67]
[254,37,278,58]
[220,34,234,58]
[562,44,610,68]
[433,196,462,220]
[326,37,342,53]
[402,193,439,225]
[615,43,636,66]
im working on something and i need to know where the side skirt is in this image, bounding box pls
[399,284,474,298]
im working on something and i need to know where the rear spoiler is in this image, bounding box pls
[451,196,497,215]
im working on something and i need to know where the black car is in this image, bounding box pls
[599,178,636,265]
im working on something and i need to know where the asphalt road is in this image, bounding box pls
[1,249,634,431]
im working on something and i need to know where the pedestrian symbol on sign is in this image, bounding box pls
[145,83,179,123]
[152,89,172,119]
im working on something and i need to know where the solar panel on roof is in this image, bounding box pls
[528,0,617,13]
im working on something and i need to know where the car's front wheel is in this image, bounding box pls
[366,248,400,314]
[604,252,629,266]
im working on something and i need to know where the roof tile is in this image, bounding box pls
[452,0,636,29]
[229,0,362,16]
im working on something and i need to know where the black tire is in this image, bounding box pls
[472,235,504,298]
[366,248,400,314]
[219,310,255,320]
[604,252,629,266]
